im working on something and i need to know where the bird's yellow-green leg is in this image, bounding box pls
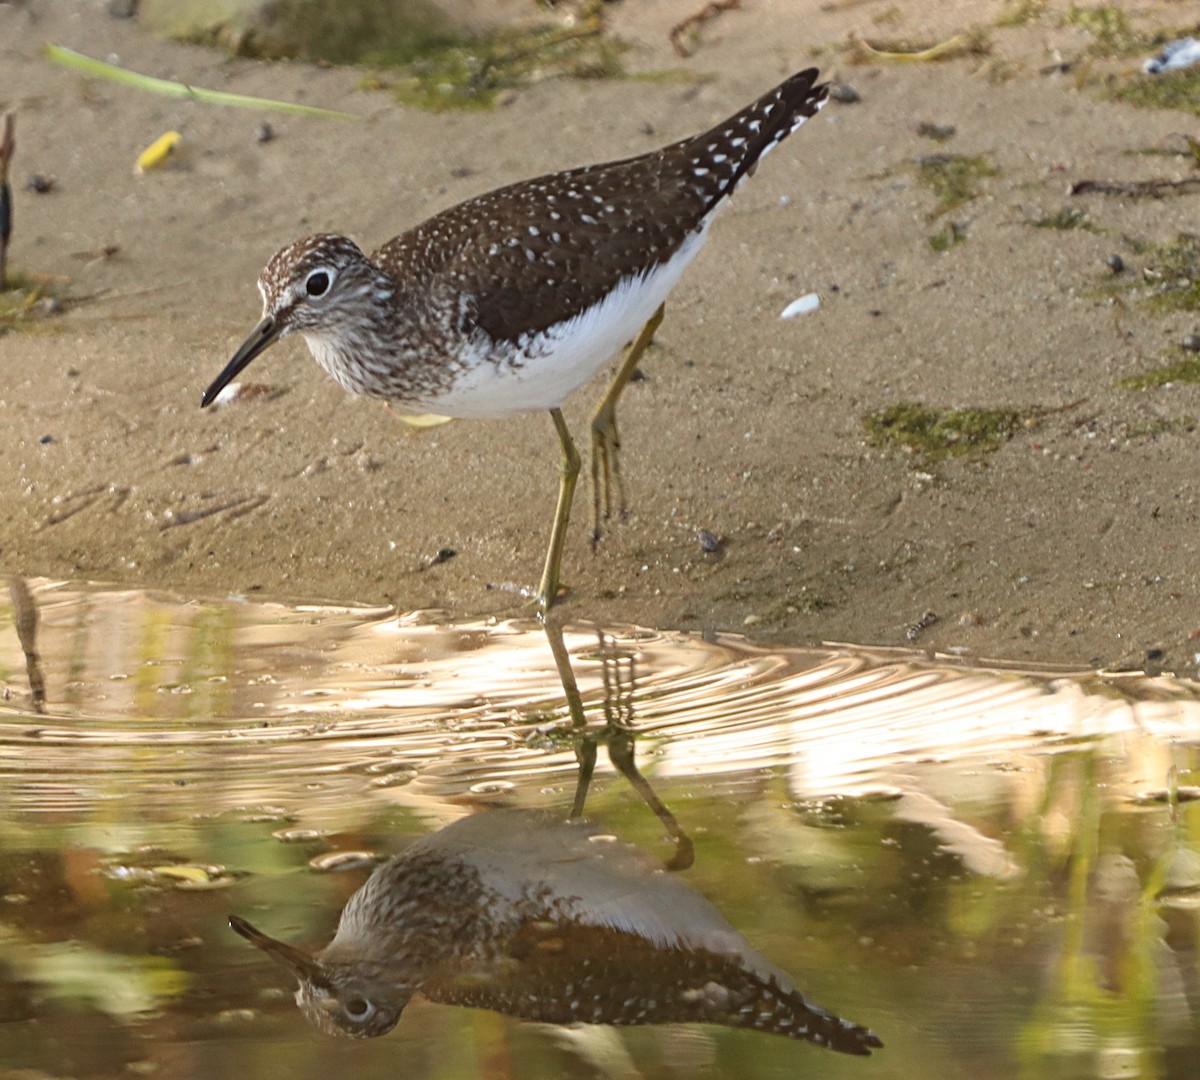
[537,407,582,613]
[590,303,665,548]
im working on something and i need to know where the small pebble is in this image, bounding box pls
[1181,334,1200,352]
[829,83,861,104]
[256,122,275,144]
[742,614,762,627]
[25,174,55,194]
[697,529,720,553]
[38,434,53,445]
[1105,254,1124,274]
[429,547,457,566]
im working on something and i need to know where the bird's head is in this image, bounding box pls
[229,913,407,1038]
[201,234,388,407]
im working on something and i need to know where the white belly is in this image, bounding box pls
[423,227,709,419]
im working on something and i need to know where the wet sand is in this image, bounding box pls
[2,0,1199,670]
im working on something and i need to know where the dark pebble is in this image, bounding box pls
[256,123,275,144]
[429,547,457,566]
[39,435,53,445]
[916,121,956,141]
[697,529,721,554]
[829,84,861,104]
[1106,254,1124,274]
[26,174,55,194]
[1182,334,1200,352]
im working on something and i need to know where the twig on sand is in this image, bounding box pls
[1070,176,1200,198]
[849,31,970,63]
[670,0,741,59]
[0,113,14,290]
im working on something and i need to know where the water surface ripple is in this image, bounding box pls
[1,579,1198,1079]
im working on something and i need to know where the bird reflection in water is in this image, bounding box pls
[230,620,883,1056]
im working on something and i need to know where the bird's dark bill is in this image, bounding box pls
[229,914,325,983]
[201,316,280,407]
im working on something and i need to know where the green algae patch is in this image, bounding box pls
[1113,68,1200,117]
[864,402,1030,460]
[145,0,629,112]
[140,0,463,64]
[0,270,64,335]
[996,0,1050,28]
[1060,3,1147,56]
[1125,415,1198,436]
[1096,234,1200,314]
[1116,351,1200,391]
[928,221,968,252]
[386,15,626,112]
[1137,233,1200,314]
[1031,206,1094,231]
[917,154,999,217]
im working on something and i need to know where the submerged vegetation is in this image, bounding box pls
[863,402,1031,461]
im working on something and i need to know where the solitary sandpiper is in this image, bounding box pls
[202,70,829,611]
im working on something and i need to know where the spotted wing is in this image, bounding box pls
[372,70,828,345]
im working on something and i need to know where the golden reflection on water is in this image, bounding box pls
[0,579,1198,1079]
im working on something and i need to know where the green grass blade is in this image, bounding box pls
[45,45,360,120]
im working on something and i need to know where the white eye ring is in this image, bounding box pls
[305,268,334,298]
[343,996,375,1022]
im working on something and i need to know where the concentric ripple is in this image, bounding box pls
[2,579,1198,816]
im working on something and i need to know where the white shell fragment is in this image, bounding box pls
[1143,37,1200,74]
[779,293,820,319]
[212,382,241,405]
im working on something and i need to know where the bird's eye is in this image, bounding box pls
[343,996,374,1022]
[305,270,331,298]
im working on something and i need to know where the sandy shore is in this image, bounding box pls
[3,0,1200,671]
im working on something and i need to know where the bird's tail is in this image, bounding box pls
[676,69,829,218]
[711,971,884,1056]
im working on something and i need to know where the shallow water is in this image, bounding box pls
[1,578,1198,1078]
